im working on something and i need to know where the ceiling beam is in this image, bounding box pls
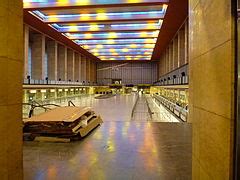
[24,11,101,62]
[69,37,158,40]
[59,29,160,33]
[24,1,169,11]
[151,0,188,60]
[45,18,162,24]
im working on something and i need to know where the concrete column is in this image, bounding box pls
[79,54,82,82]
[86,59,90,82]
[67,49,74,81]
[189,1,235,179]
[31,34,46,80]
[57,45,67,81]
[169,44,173,72]
[166,48,169,73]
[74,53,80,82]
[184,20,188,64]
[92,61,97,83]
[81,56,86,83]
[0,0,23,179]
[169,42,174,71]
[23,24,29,79]
[46,40,57,81]
[178,27,185,66]
[173,37,179,69]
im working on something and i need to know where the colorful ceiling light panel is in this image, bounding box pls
[24,0,169,61]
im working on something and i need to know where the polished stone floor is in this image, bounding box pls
[23,122,191,180]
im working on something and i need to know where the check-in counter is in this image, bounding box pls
[152,94,188,122]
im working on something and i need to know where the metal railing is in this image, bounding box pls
[152,94,188,122]
[23,79,97,86]
[131,93,139,118]
[144,95,153,120]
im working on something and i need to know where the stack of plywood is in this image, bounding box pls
[23,106,103,141]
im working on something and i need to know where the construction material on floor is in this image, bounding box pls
[23,106,103,141]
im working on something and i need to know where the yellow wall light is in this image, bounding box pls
[80,14,90,20]
[96,44,103,49]
[48,15,59,22]
[108,32,117,38]
[57,0,69,5]
[145,39,155,43]
[97,13,108,20]
[129,44,137,48]
[85,33,93,38]
[83,45,89,49]
[107,39,115,44]
[89,25,99,31]
[144,44,154,48]
[140,31,148,37]
[69,25,78,31]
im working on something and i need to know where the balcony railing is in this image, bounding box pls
[23,79,97,86]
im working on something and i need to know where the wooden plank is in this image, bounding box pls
[79,116,103,137]
[34,136,71,143]
[24,106,91,123]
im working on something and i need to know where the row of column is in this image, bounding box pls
[158,20,188,76]
[23,25,97,83]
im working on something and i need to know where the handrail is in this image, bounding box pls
[68,101,76,107]
[152,94,188,122]
[131,93,139,118]
[23,101,61,118]
[144,95,153,120]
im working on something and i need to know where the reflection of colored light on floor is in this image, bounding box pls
[78,167,90,178]
[106,140,115,152]
[90,152,98,164]
[109,49,115,52]
[95,132,103,140]
[47,165,57,179]
[122,48,129,52]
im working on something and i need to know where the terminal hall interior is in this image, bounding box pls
[0,0,240,179]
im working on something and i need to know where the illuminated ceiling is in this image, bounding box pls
[23,0,169,61]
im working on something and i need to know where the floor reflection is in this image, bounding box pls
[24,122,191,180]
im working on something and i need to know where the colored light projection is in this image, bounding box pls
[24,0,169,61]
